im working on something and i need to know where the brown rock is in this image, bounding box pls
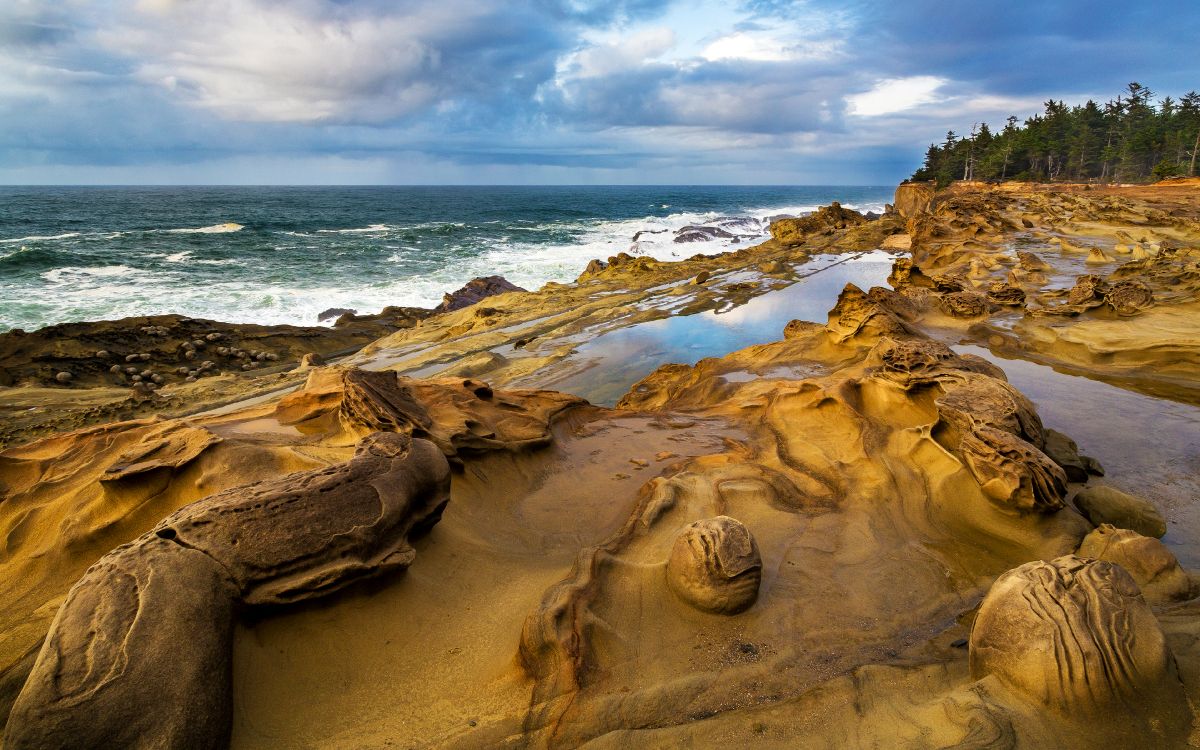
[1067,274,1109,307]
[986,281,1026,306]
[666,516,762,614]
[1104,280,1153,315]
[1078,524,1191,602]
[3,432,450,750]
[940,291,988,317]
[893,182,935,218]
[1074,485,1167,538]
[970,556,1187,721]
[436,276,526,313]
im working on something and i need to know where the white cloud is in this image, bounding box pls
[82,0,564,124]
[561,27,676,80]
[702,32,790,62]
[845,76,946,116]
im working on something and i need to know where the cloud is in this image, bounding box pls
[846,76,947,117]
[0,0,1198,184]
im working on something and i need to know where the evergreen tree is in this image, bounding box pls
[909,82,1198,184]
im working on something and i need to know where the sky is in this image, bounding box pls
[1,0,1198,185]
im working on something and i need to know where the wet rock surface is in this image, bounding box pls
[435,275,526,313]
[2,183,1200,748]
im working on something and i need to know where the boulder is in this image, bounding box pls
[1074,485,1167,538]
[436,276,526,313]
[1078,525,1191,602]
[940,291,988,318]
[1042,428,1103,482]
[1104,280,1153,315]
[666,516,762,615]
[893,182,935,218]
[970,556,1187,723]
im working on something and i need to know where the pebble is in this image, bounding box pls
[205,332,222,341]
[184,350,197,360]
[95,350,110,358]
[54,371,73,383]
[109,365,123,374]
[131,375,143,382]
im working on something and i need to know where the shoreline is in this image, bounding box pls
[3,180,1200,747]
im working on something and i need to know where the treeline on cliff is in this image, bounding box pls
[911,83,1200,186]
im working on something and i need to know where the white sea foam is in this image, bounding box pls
[4,194,894,331]
[0,232,82,244]
[164,223,244,234]
[316,224,390,234]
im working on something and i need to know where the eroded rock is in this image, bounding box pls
[3,432,450,750]
[940,291,988,317]
[1074,485,1167,538]
[970,556,1186,722]
[665,516,762,615]
[436,276,526,313]
[1078,524,1191,602]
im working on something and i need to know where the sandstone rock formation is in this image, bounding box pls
[970,556,1188,741]
[665,516,762,614]
[1078,524,1191,602]
[1074,485,1168,538]
[436,275,526,312]
[3,431,451,749]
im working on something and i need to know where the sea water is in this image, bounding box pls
[0,185,890,332]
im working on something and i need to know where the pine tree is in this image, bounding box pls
[908,82,1199,184]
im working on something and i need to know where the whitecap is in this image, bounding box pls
[164,223,244,234]
[0,232,82,244]
[316,224,390,234]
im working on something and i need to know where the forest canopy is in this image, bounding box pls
[910,83,1200,186]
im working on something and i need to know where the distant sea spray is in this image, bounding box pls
[0,185,891,332]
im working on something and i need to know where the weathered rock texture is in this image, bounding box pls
[435,275,526,313]
[3,432,450,749]
[970,556,1188,742]
[665,516,762,614]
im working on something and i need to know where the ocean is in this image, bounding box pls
[0,185,891,333]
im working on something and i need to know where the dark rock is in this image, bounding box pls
[674,226,736,244]
[436,276,526,313]
[318,307,357,322]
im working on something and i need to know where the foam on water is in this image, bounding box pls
[0,185,894,331]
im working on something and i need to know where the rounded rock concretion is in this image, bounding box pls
[970,556,1182,714]
[666,516,762,615]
